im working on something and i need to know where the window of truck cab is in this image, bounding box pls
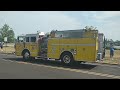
[26,37,29,42]
[30,37,36,42]
[17,36,25,42]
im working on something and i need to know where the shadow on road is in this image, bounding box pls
[3,57,97,70]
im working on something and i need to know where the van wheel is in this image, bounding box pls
[61,53,74,65]
[23,51,30,61]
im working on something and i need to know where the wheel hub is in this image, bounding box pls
[24,52,30,59]
[63,55,71,64]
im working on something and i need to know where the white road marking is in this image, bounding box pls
[86,63,120,69]
[112,76,120,79]
[1,59,120,79]
[99,74,109,77]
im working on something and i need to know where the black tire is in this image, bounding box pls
[23,51,31,61]
[61,52,74,65]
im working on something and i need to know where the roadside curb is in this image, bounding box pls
[95,61,120,65]
[0,52,15,55]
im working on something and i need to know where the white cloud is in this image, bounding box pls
[91,11,120,21]
[92,11,116,17]
[0,11,120,41]
[89,11,120,40]
[0,11,81,37]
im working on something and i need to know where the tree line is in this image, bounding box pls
[104,39,120,50]
[104,39,120,46]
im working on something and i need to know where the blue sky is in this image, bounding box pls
[0,11,120,41]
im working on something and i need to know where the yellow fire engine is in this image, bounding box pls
[15,29,105,65]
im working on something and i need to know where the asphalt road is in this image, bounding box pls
[0,54,120,79]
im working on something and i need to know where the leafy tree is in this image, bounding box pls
[84,26,97,31]
[0,24,15,43]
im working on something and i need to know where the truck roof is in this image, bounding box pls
[55,29,98,32]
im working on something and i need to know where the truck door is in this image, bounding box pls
[15,36,25,56]
[29,36,39,57]
[24,37,30,51]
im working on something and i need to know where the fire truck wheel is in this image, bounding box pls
[23,51,30,61]
[61,53,74,65]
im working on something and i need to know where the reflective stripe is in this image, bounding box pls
[52,44,96,46]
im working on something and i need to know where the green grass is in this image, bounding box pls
[0,43,15,54]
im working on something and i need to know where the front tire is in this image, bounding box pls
[23,51,31,61]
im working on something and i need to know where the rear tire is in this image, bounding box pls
[61,53,74,66]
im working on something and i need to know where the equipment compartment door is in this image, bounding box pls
[47,39,60,59]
